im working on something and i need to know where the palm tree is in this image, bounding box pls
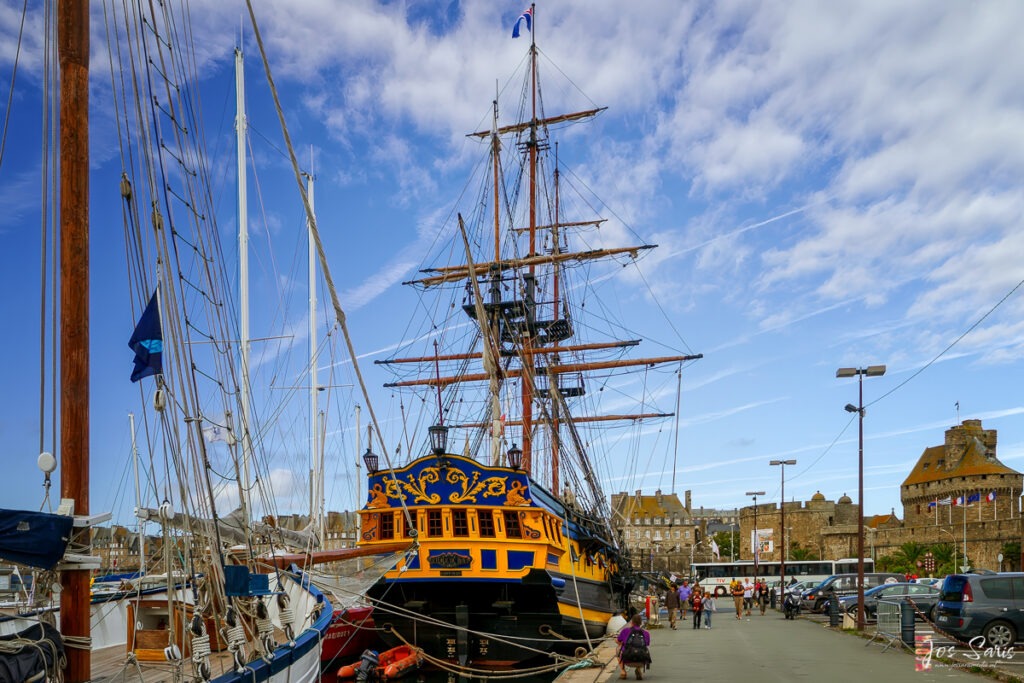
[929,543,956,576]
[892,541,927,574]
[1001,542,1020,572]
[789,545,819,561]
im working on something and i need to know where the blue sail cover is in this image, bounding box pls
[0,508,74,569]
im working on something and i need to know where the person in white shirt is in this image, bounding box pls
[742,578,755,616]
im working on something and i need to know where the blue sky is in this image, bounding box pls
[2,1,1023,529]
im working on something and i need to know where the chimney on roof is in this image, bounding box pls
[656,489,663,506]
[685,490,691,513]
[635,489,643,508]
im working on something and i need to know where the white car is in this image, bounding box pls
[778,579,819,597]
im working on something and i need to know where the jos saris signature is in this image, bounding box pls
[916,634,1016,671]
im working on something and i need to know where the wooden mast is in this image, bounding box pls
[58,0,90,680]
[521,2,539,474]
[550,148,562,494]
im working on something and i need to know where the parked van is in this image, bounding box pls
[800,572,903,612]
[935,572,1024,647]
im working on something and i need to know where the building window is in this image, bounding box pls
[427,510,443,537]
[403,512,416,538]
[478,510,496,538]
[504,511,523,539]
[380,512,395,540]
[452,509,469,537]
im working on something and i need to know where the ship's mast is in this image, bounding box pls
[58,1,91,679]
[549,147,562,493]
[488,98,505,465]
[520,3,539,473]
[235,48,253,521]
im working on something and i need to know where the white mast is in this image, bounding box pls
[355,404,362,509]
[129,412,145,575]
[235,47,253,518]
[306,168,323,540]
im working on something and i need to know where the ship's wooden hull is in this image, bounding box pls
[358,454,630,666]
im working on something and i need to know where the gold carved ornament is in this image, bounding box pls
[379,467,513,505]
[445,469,509,504]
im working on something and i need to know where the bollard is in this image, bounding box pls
[828,594,840,627]
[770,588,777,609]
[901,601,915,646]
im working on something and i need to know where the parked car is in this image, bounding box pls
[913,577,943,587]
[782,579,819,596]
[800,572,904,613]
[935,572,1024,647]
[771,579,819,602]
[838,582,941,621]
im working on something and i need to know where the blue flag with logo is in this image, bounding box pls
[129,290,163,382]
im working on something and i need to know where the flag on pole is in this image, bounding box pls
[710,538,720,560]
[937,497,952,505]
[953,495,964,506]
[967,492,981,504]
[129,289,163,382]
[202,415,237,445]
[927,500,937,508]
[512,6,533,38]
[987,491,997,502]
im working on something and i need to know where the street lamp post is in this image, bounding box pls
[960,490,970,573]
[836,364,886,631]
[746,491,766,577]
[689,539,706,575]
[731,509,738,562]
[770,459,797,590]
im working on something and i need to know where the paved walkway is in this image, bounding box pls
[558,609,999,683]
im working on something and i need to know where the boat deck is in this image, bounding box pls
[90,640,284,682]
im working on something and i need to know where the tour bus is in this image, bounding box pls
[689,558,874,596]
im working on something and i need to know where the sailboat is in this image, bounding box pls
[0,3,379,682]
[356,4,700,672]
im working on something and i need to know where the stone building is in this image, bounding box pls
[881,419,1023,571]
[901,419,1020,526]
[730,419,1023,573]
[610,489,698,573]
[739,491,862,562]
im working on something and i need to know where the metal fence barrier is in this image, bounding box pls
[868,599,912,652]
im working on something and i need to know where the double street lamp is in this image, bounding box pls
[770,459,797,590]
[836,364,886,631]
[745,491,766,576]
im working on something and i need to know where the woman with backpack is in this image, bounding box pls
[617,613,651,680]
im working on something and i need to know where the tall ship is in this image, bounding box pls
[356,4,701,671]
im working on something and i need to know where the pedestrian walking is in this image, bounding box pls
[691,587,704,629]
[664,583,680,629]
[758,582,768,615]
[617,613,652,680]
[730,577,744,620]
[678,580,691,620]
[703,592,716,628]
[743,578,755,616]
